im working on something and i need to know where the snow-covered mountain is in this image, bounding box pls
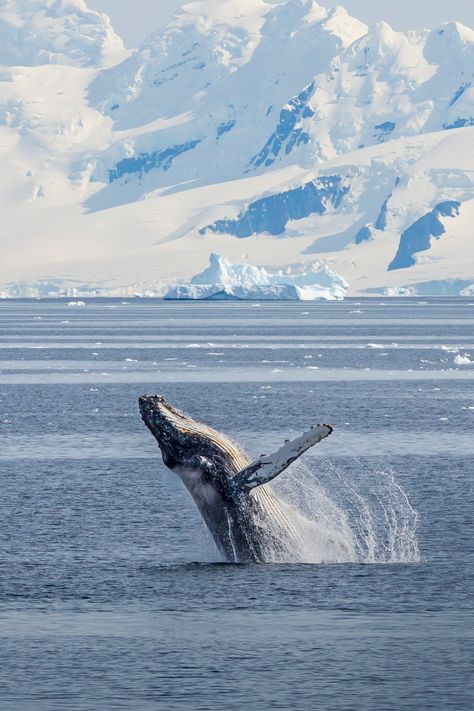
[0,0,124,67]
[0,0,473,296]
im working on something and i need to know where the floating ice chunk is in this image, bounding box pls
[68,301,85,306]
[164,253,348,301]
[454,354,473,365]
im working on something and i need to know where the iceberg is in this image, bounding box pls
[164,254,348,301]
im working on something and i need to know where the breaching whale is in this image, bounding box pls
[139,395,333,563]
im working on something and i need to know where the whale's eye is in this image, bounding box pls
[189,455,206,468]
[187,455,216,476]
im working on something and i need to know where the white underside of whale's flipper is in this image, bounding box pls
[233,424,333,492]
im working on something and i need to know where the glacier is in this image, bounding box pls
[0,0,473,296]
[164,253,348,301]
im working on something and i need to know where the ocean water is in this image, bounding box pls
[0,298,473,710]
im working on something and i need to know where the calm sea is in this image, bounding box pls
[0,298,473,710]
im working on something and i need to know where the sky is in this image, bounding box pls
[88,0,474,48]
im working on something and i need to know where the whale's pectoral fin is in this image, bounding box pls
[233,424,333,492]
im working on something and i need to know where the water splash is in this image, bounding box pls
[268,457,420,564]
[193,457,419,565]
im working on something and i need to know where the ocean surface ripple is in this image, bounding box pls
[0,298,473,711]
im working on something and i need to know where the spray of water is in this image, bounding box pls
[265,456,420,564]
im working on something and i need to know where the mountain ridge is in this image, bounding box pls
[0,0,473,297]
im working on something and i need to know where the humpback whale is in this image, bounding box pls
[139,395,333,563]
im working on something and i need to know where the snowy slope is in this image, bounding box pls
[85,0,367,194]
[0,0,473,297]
[0,0,124,67]
[257,20,474,166]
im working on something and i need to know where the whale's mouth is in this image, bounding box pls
[139,395,193,470]
[139,395,200,438]
[139,394,185,438]
[139,394,175,420]
[138,395,250,473]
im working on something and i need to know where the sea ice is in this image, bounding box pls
[453,354,473,365]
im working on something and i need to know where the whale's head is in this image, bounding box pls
[138,395,249,478]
